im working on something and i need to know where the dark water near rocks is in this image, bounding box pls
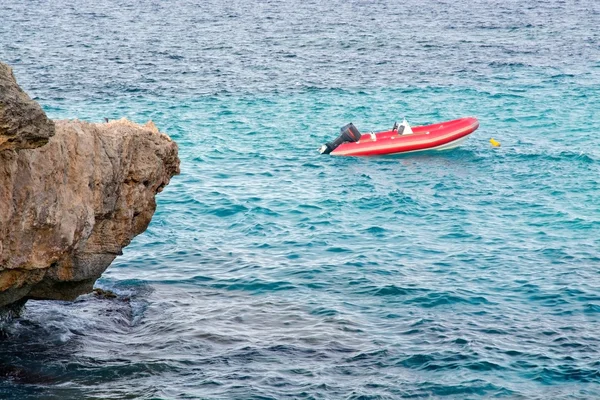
[1,0,600,398]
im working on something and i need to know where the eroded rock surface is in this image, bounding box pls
[0,62,180,307]
[0,63,55,151]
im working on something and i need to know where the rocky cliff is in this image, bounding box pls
[0,62,180,308]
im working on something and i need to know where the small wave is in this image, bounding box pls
[488,61,531,69]
[534,365,600,384]
[405,292,494,308]
[510,148,597,164]
[584,304,600,314]
[360,285,429,297]
[211,278,296,294]
[210,204,249,217]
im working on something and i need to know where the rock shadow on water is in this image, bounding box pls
[0,284,145,397]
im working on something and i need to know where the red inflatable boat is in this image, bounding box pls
[320,117,479,157]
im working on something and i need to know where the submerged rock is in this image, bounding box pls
[93,288,118,299]
[0,62,180,308]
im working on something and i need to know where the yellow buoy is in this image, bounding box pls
[490,138,501,147]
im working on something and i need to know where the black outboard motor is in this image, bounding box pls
[319,123,362,154]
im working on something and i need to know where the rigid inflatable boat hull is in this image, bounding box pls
[330,117,479,157]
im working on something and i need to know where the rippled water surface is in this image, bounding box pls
[1,0,600,398]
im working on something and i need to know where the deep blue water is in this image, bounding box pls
[1,0,600,398]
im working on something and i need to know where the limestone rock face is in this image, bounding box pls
[0,62,180,307]
[0,63,55,151]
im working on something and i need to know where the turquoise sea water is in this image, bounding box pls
[1,0,600,398]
